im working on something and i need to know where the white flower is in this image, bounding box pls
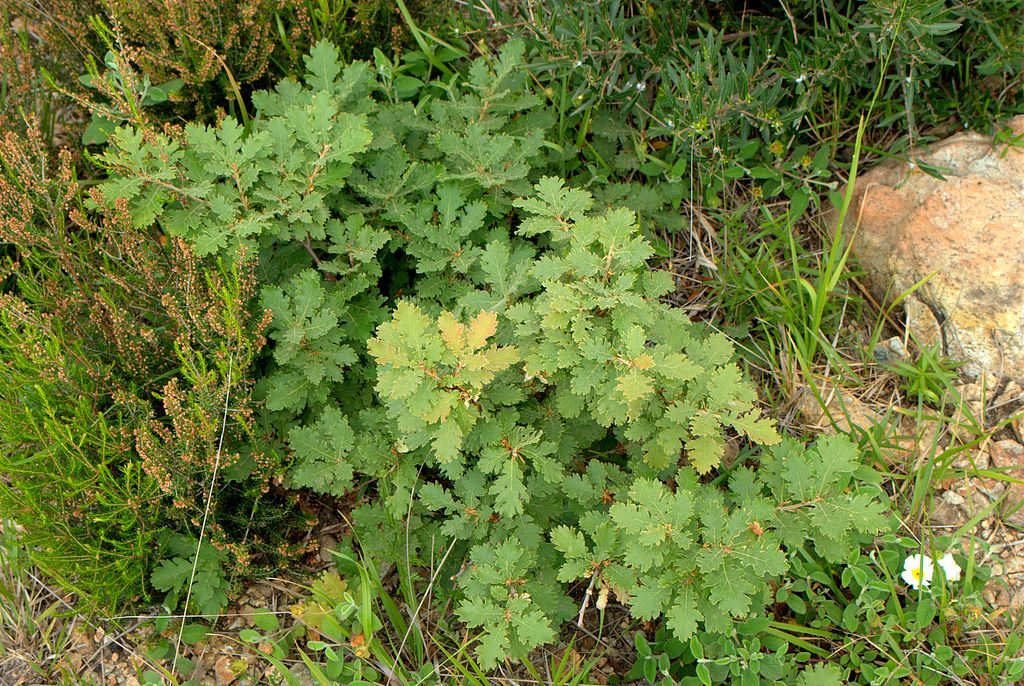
[901,554,935,590]
[574,59,583,68]
[635,82,646,92]
[665,118,673,128]
[795,74,806,84]
[937,554,962,582]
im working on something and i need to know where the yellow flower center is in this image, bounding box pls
[911,568,922,581]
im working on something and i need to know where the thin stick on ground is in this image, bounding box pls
[389,536,458,682]
[172,353,233,674]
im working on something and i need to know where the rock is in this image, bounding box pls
[930,490,964,528]
[827,115,1024,379]
[974,477,1007,505]
[319,533,339,563]
[955,373,1024,430]
[874,336,910,364]
[63,652,84,673]
[941,489,966,506]
[989,439,1024,467]
[905,300,944,350]
[793,384,885,435]
[949,443,989,470]
[214,655,247,686]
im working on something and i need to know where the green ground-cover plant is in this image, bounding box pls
[93,39,890,673]
[474,0,1024,188]
[775,534,1022,685]
[618,490,1024,685]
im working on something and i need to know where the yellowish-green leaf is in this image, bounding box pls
[433,419,463,462]
[422,391,458,424]
[467,310,499,350]
[438,311,466,354]
[632,354,655,370]
[732,411,781,445]
[687,435,725,474]
[616,369,654,403]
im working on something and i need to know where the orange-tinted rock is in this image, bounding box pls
[828,115,1024,379]
[214,655,247,686]
[990,439,1024,468]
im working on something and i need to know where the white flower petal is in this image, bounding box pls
[902,554,935,590]
[937,554,962,582]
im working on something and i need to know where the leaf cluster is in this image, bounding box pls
[151,535,230,618]
[551,435,886,645]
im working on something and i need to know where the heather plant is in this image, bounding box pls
[95,0,292,86]
[0,116,293,611]
[0,12,49,134]
[94,40,889,668]
[3,0,452,132]
[0,297,159,609]
[0,1,94,119]
[5,0,297,119]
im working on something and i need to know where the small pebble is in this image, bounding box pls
[941,490,965,506]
